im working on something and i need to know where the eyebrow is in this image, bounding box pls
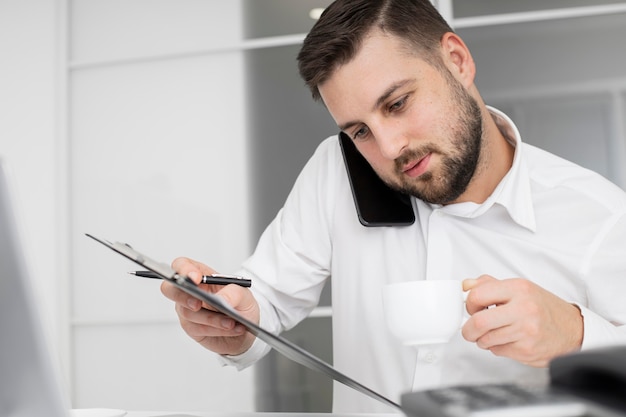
[337,78,414,132]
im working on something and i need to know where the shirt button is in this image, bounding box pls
[423,352,437,363]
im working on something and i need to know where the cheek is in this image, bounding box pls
[403,101,447,144]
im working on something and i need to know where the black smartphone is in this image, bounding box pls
[338,132,415,227]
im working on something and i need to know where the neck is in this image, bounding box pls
[450,106,515,205]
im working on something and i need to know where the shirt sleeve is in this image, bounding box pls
[579,211,626,350]
[578,305,626,350]
[216,293,276,370]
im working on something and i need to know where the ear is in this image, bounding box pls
[440,32,476,88]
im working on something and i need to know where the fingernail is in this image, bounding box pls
[221,318,234,329]
[462,279,478,291]
[187,298,200,309]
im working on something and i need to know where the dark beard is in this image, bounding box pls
[389,80,483,205]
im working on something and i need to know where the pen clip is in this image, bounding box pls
[208,273,245,280]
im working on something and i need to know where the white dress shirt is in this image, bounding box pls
[226,108,626,413]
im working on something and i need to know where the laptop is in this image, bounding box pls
[0,158,71,417]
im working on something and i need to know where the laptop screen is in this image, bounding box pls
[0,158,70,417]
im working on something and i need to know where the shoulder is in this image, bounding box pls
[310,135,343,165]
[285,134,348,212]
[297,135,346,183]
[522,143,626,214]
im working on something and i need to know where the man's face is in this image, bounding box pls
[319,31,483,205]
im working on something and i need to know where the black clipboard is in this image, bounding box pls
[86,233,401,411]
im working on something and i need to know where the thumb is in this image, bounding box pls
[217,285,257,315]
[462,278,479,292]
[463,274,497,291]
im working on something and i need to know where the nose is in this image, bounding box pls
[373,123,409,160]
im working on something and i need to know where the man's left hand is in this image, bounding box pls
[461,275,583,367]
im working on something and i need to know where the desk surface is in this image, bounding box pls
[125,413,399,417]
[72,409,399,417]
[124,411,402,417]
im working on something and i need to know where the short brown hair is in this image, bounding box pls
[297,0,454,101]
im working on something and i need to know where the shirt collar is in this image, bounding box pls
[434,106,536,232]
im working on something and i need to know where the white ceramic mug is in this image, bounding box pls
[382,280,465,346]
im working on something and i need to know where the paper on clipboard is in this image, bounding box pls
[85,233,402,411]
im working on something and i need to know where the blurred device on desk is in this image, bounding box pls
[0,158,72,417]
[402,345,626,417]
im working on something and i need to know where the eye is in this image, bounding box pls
[351,125,370,141]
[388,95,408,112]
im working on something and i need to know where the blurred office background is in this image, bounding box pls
[1,0,625,413]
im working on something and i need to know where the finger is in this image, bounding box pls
[176,303,246,337]
[216,285,256,314]
[462,278,479,291]
[485,339,549,367]
[462,274,496,294]
[171,256,206,272]
[171,257,216,283]
[182,320,247,343]
[461,309,525,360]
[473,321,518,350]
[160,280,202,310]
[462,305,512,343]
[465,277,516,315]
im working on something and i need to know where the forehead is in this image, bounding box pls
[346,29,420,72]
[318,31,436,119]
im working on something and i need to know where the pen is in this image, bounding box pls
[129,270,252,287]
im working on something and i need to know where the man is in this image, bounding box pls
[161,0,626,412]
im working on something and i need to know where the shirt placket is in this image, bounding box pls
[412,208,453,391]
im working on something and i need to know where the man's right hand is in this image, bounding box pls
[160,257,259,356]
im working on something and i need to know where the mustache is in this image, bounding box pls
[394,145,440,172]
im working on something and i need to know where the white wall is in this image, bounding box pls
[1,0,256,412]
[68,0,257,412]
[460,11,626,188]
[0,0,64,361]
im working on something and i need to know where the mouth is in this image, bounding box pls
[402,153,432,178]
